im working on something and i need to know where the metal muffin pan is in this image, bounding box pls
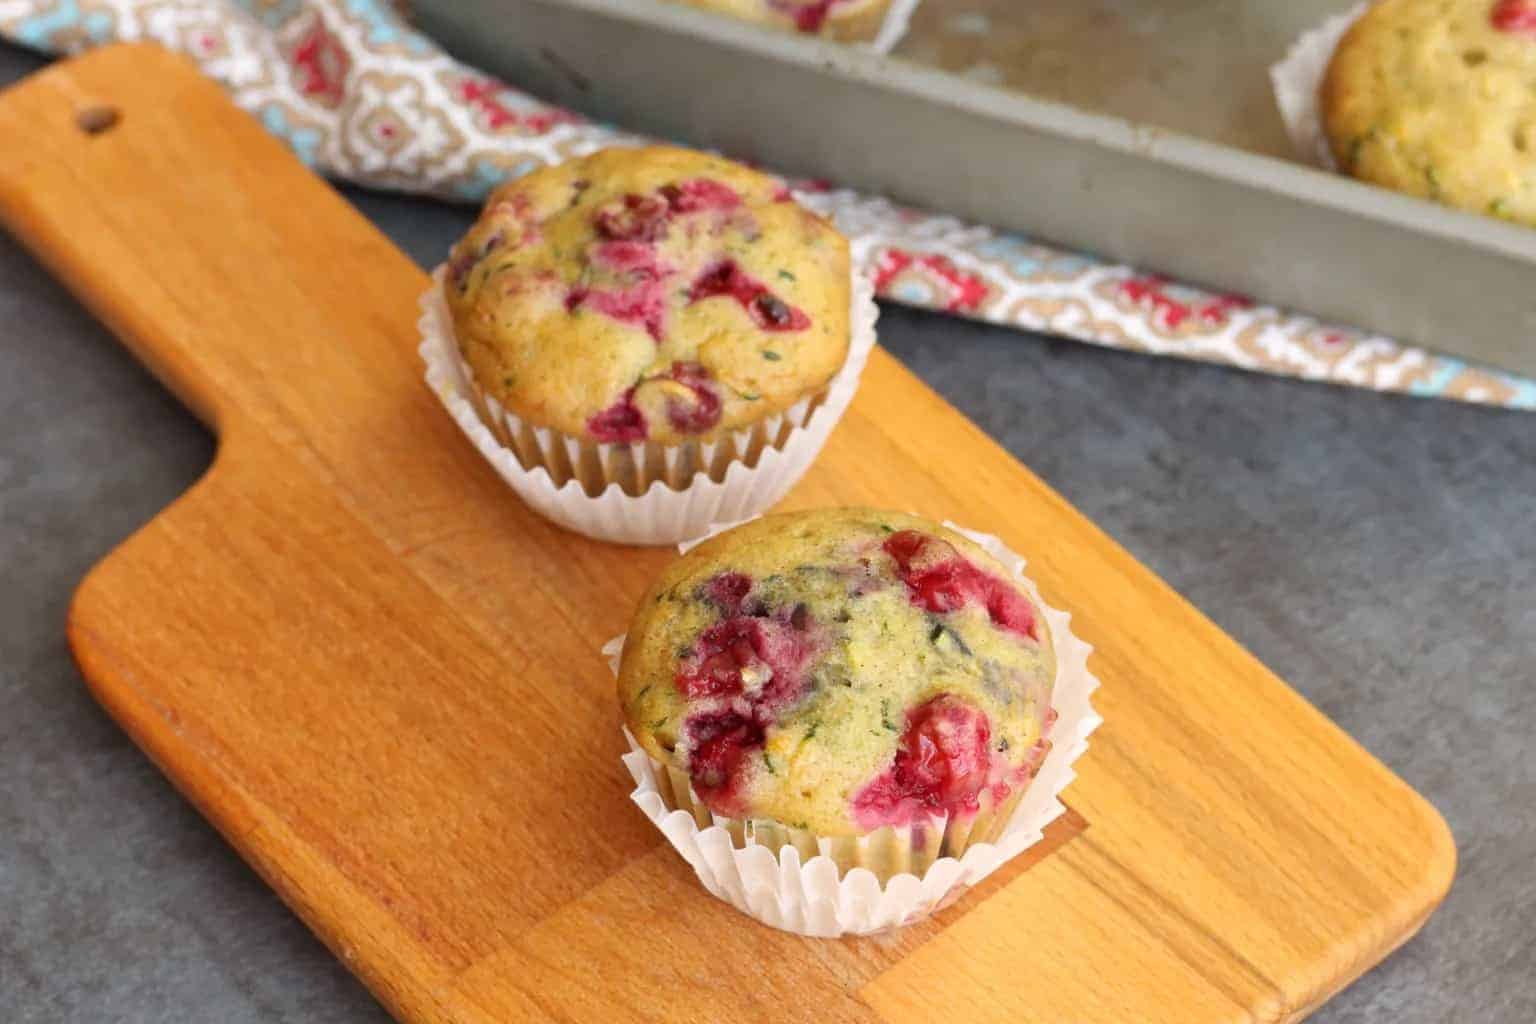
[414,0,1536,377]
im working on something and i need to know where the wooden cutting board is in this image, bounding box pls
[0,44,1453,1024]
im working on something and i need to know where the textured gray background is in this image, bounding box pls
[2,41,1533,1024]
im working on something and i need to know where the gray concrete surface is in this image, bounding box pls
[2,42,1533,1024]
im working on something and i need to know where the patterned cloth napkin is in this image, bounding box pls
[3,0,1531,410]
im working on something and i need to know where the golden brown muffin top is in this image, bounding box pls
[618,509,1056,836]
[445,146,851,445]
[1322,0,1536,227]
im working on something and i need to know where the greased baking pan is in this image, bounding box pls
[413,0,1536,378]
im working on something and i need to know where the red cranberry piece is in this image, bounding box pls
[883,531,1038,641]
[689,259,743,300]
[752,617,819,708]
[686,710,765,805]
[663,361,722,435]
[703,572,753,614]
[883,531,969,614]
[883,529,928,568]
[852,695,993,827]
[688,260,810,333]
[567,246,670,341]
[595,288,668,342]
[594,193,670,242]
[796,3,834,32]
[770,0,836,32]
[667,394,719,434]
[753,293,796,329]
[672,600,827,816]
[447,229,506,289]
[701,637,759,692]
[911,561,973,614]
[676,608,820,705]
[448,249,477,289]
[751,297,809,332]
[591,240,663,277]
[677,618,764,698]
[595,180,738,241]
[587,391,646,442]
[662,178,742,213]
[565,241,671,341]
[1493,0,1536,34]
[984,584,1038,640]
[902,696,991,806]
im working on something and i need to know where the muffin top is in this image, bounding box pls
[618,509,1056,836]
[445,146,851,445]
[1322,0,1536,227]
[664,0,892,39]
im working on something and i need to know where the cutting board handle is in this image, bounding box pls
[0,43,425,437]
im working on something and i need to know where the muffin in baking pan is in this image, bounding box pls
[662,0,894,41]
[1322,0,1536,226]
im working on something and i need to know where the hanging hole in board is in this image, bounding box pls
[76,106,120,135]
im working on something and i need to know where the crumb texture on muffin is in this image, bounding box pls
[618,509,1056,836]
[1322,0,1536,226]
[662,0,892,40]
[444,146,851,445]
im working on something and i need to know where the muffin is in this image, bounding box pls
[1321,0,1536,226]
[437,146,865,521]
[446,146,850,451]
[618,508,1056,878]
[662,0,894,41]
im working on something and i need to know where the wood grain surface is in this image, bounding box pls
[0,44,1454,1024]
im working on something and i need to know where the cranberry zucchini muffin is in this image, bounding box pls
[618,509,1055,874]
[1322,0,1536,226]
[664,0,893,40]
[444,145,852,492]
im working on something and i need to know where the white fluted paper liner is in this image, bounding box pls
[1270,3,1369,170]
[418,261,879,546]
[867,0,921,54]
[608,521,1102,936]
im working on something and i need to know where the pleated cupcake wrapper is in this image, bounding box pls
[418,262,879,546]
[866,0,922,54]
[1270,4,1370,172]
[607,522,1102,936]
[463,361,815,497]
[635,734,1035,875]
